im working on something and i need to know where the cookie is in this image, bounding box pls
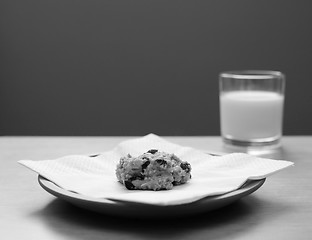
[116,149,191,191]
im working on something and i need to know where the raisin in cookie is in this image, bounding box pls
[116,149,191,191]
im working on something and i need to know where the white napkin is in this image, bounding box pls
[18,134,294,205]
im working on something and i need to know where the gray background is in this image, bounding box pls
[1,0,311,136]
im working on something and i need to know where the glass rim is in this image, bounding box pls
[220,70,285,80]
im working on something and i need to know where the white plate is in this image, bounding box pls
[38,175,265,218]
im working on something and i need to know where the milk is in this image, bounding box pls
[220,91,284,141]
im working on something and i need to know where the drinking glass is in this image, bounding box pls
[219,70,285,151]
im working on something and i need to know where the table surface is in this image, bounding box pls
[0,136,311,240]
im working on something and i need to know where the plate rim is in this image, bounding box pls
[38,175,266,217]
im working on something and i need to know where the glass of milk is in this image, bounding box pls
[219,70,285,151]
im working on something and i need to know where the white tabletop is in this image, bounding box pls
[0,136,310,240]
